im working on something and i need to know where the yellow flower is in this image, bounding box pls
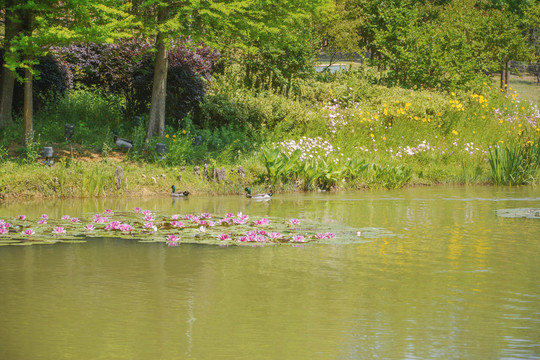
[473,131,476,134]
[173,135,176,138]
[182,130,187,134]
[383,136,387,141]
[451,92,455,96]
[370,133,374,138]
[452,130,459,135]
[165,134,169,138]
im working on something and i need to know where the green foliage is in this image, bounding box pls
[20,132,41,164]
[370,164,413,189]
[35,89,122,147]
[488,141,540,185]
[261,145,368,190]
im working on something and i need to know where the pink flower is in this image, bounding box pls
[0,222,11,229]
[167,234,179,241]
[166,234,180,247]
[85,224,95,232]
[268,232,281,239]
[219,218,231,225]
[21,228,35,236]
[171,221,184,228]
[183,214,193,220]
[144,215,153,221]
[71,218,80,223]
[201,213,211,219]
[105,209,113,214]
[171,214,179,220]
[325,232,335,239]
[53,227,66,234]
[41,214,48,220]
[289,218,300,225]
[315,233,326,239]
[120,224,133,232]
[62,215,70,220]
[255,235,266,242]
[233,218,245,225]
[254,218,270,226]
[219,234,231,241]
[142,210,152,216]
[199,220,208,226]
[226,213,234,218]
[38,220,47,225]
[143,222,154,229]
[134,207,142,213]
[238,236,248,242]
[18,215,26,220]
[291,235,305,243]
[256,230,267,235]
[208,221,216,227]
[0,228,9,235]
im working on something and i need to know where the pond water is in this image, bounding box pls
[1,186,540,359]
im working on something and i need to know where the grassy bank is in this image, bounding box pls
[1,67,539,201]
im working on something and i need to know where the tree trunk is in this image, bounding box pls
[23,62,33,144]
[0,1,19,128]
[500,60,510,92]
[146,6,169,141]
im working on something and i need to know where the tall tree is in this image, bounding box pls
[2,0,137,141]
[139,0,331,140]
[0,0,22,128]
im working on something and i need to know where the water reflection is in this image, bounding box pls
[1,186,540,359]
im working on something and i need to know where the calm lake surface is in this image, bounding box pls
[1,186,539,360]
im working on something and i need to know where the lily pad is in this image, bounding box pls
[0,210,401,247]
[496,208,540,219]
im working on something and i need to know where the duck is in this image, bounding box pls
[113,135,133,149]
[171,185,189,197]
[245,187,272,199]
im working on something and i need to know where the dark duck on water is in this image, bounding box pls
[171,185,190,197]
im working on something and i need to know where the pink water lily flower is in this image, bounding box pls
[226,213,234,218]
[290,218,300,225]
[120,224,133,232]
[71,218,80,223]
[167,234,179,241]
[38,220,47,225]
[144,215,153,221]
[143,222,155,229]
[171,214,180,220]
[53,227,66,234]
[134,207,142,213]
[171,221,184,228]
[291,235,305,243]
[219,234,231,241]
[142,210,152,216]
[268,232,281,239]
[166,234,180,247]
[0,228,9,235]
[207,221,216,227]
[105,209,113,214]
[201,213,211,219]
[315,233,326,239]
[21,228,35,236]
[41,214,48,220]
[85,224,95,232]
[325,232,336,239]
[62,215,70,220]
[18,215,26,220]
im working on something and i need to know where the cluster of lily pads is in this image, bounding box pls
[0,207,366,247]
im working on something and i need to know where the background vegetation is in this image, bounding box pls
[1,0,539,199]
